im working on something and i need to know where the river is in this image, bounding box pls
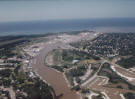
[31,41,80,99]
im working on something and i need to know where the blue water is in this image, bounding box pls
[0,18,135,36]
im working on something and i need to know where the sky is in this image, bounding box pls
[0,0,135,22]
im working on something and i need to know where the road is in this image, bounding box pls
[100,57,135,85]
[81,61,106,86]
[90,77,135,99]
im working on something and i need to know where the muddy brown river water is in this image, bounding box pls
[31,42,80,99]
